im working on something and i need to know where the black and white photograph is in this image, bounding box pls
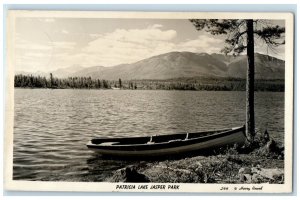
[4,11,294,193]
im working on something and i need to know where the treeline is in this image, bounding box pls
[134,77,284,92]
[15,74,113,89]
[14,74,284,92]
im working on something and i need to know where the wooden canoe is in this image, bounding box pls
[86,126,246,157]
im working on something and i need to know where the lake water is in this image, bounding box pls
[13,89,284,181]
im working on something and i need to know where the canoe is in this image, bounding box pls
[86,126,246,157]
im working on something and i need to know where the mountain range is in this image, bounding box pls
[18,51,285,80]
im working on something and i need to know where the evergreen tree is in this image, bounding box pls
[50,73,53,88]
[119,78,122,88]
[189,19,285,143]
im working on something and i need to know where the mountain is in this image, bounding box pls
[228,54,284,79]
[71,52,284,80]
[20,51,285,80]
[72,52,232,80]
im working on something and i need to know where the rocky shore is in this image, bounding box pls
[106,131,284,184]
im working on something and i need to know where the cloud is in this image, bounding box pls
[15,37,52,51]
[107,27,177,43]
[15,36,77,72]
[89,33,101,38]
[177,34,224,54]
[15,36,76,52]
[83,26,177,66]
[62,30,69,34]
[149,24,163,29]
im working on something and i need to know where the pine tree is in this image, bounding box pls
[189,19,285,143]
[50,73,53,88]
[119,78,122,88]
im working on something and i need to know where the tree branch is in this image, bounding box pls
[189,19,285,56]
[254,25,285,47]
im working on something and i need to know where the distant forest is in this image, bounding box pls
[14,74,284,92]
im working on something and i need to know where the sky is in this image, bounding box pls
[14,18,285,72]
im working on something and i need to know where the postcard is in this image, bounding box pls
[4,11,294,193]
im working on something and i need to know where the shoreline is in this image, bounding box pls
[107,133,285,184]
[107,153,284,184]
[14,87,285,92]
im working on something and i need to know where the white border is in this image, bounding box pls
[4,10,294,193]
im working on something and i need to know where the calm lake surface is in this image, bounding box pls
[13,89,284,181]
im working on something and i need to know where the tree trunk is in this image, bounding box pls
[246,19,255,143]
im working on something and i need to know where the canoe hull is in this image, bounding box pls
[87,126,246,157]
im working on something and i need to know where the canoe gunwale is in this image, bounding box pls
[87,126,246,152]
[90,127,236,144]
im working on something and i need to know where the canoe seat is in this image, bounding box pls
[185,132,189,140]
[101,142,120,146]
[147,136,155,144]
